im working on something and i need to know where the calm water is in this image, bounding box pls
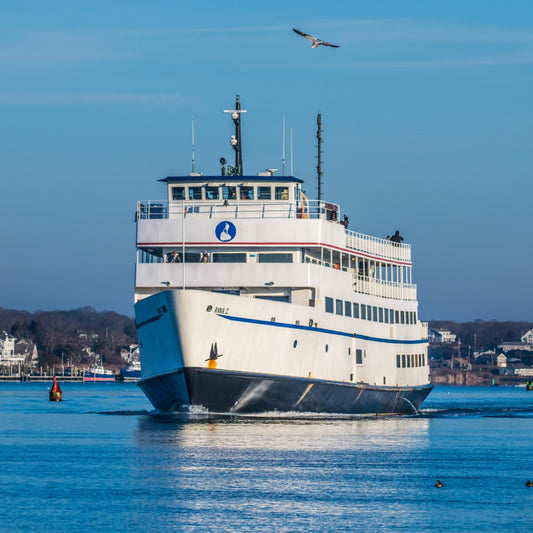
[1,383,533,532]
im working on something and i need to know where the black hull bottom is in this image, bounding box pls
[138,368,433,414]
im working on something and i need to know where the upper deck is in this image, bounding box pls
[136,174,412,265]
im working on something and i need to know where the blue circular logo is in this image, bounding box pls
[215,221,236,242]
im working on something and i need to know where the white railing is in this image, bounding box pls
[353,275,417,301]
[136,199,340,221]
[346,230,411,263]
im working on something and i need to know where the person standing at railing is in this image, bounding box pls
[389,230,404,245]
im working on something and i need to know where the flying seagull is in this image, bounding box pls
[292,28,340,48]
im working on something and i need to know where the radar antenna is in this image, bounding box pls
[223,95,247,176]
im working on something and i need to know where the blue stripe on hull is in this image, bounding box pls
[138,368,433,415]
[219,314,428,345]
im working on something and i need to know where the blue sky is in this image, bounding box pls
[1,0,532,321]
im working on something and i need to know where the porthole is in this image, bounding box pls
[325,344,329,353]
[293,340,297,348]
[206,305,213,312]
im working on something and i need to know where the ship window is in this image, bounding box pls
[422,354,425,366]
[360,304,366,320]
[335,299,343,315]
[407,354,411,367]
[395,310,400,324]
[258,186,271,200]
[189,186,202,200]
[372,306,378,322]
[258,253,293,263]
[172,186,185,200]
[325,344,329,352]
[240,186,254,200]
[384,309,389,324]
[293,340,297,348]
[184,252,201,262]
[379,308,383,323]
[396,354,401,368]
[402,354,406,368]
[325,297,334,313]
[212,253,247,263]
[275,186,289,200]
[367,306,372,320]
[353,303,359,319]
[344,301,352,317]
[414,311,417,323]
[356,349,363,365]
[401,311,405,324]
[205,186,219,200]
[222,186,237,200]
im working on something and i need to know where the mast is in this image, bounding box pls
[191,116,195,173]
[223,95,247,176]
[317,113,323,201]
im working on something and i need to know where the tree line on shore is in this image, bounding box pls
[0,306,137,370]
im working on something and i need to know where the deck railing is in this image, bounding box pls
[345,230,411,263]
[137,199,411,263]
[136,199,340,221]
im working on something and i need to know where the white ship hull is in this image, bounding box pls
[135,289,432,414]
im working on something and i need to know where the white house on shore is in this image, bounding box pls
[0,331,25,366]
[429,328,457,344]
[498,329,533,353]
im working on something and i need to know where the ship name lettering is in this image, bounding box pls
[215,307,229,315]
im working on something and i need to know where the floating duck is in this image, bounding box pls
[49,375,63,402]
[435,480,443,488]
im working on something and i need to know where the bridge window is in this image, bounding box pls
[189,186,202,200]
[353,303,359,318]
[205,186,219,200]
[222,186,237,200]
[258,253,293,263]
[275,186,289,200]
[379,308,384,323]
[240,186,254,200]
[361,304,366,320]
[335,299,343,315]
[325,297,334,313]
[258,186,271,200]
[172,187,185,200]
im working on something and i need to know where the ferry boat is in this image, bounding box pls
[83,364,115,382]
[134,96,433,414]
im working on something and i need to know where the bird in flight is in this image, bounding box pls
[292,28,340,48]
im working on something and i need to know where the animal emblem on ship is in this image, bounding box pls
[215,220,236,242]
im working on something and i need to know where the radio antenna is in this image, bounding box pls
[282,115,286,175]
[290,128,293,176]
[191,116,195,173]
[317,113,323,201]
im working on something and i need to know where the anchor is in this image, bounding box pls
[206,342,223,369]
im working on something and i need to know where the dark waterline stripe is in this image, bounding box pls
[218,314,427,345]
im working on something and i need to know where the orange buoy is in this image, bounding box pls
[49,375,63,402]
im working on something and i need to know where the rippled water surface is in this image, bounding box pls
[1,383,533,532]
